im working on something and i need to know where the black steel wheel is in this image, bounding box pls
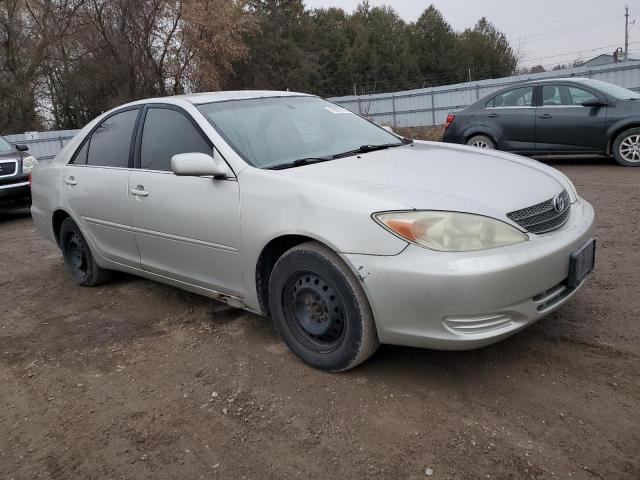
[268,241,379,371]
[59,217,111,286]
[283,271,346,353]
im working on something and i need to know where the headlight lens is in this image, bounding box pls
[22,155,39,173]
[374,211,528,252]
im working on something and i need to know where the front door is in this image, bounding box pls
[128,106,243,296]
[535,84,607,152]
[63,108,141,266]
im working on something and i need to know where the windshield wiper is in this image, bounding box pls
[266,156,332,170]
[331,139,412,159]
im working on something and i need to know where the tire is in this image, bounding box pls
[268,241,379,372]
[466,134,496,150]
[612,127,640,166]
[59,217,111,286]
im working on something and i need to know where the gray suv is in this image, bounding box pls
[0,135,38,209]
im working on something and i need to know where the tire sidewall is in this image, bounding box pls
[467,134,495,149]
[60,218,97,286]
[268,245,371,372]
[613,128,640,167]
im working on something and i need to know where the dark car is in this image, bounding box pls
[0,135,37,210]
[441,78,640,166]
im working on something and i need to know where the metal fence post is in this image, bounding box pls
[430,89,436,126]
[391,95,397,128]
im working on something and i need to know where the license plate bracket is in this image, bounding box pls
[568,239,596,289]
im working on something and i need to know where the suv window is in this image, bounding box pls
[140,108,211,171]
[542,85,599,106]
[86,109,139,167]
[488,86,533,108]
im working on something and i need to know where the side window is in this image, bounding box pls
[542,85,567,106]
[70,139,89,165]
[493,87,533,107]
[485,97,495,108]
[568,86,598,105]
[140,108,212,171]
[87,109,139,168]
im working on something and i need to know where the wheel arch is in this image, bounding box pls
[52,209,72,247]
[255,234,339,317]
[463,128,499,148]
[606,121,640,154]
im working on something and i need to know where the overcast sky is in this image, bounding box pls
[304,0,635,69]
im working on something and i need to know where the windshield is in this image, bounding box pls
[197,96,403,169]
[0,136,13,154]
[579,79,640,100]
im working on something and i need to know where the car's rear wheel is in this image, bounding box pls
[466,134,495,150]
[613,128,640,166]
[268,241,379,372]
[59,218,111,286]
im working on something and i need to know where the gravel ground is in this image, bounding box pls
[1,155,639,479]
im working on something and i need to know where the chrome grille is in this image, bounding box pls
[507,190,571,234]
[0,160,18,177]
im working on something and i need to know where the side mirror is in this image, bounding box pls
[582,99,606,107]
[171,152,229,178]
[14,144,29,152]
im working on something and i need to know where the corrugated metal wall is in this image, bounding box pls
[3,60,640,159]
[4,130,80,161]
[329,60,640,128]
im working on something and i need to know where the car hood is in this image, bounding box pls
[0,150,19,159]
[281,141,566,222]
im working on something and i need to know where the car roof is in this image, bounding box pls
[171,90,314,105]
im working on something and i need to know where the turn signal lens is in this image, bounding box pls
[374,211,528,252]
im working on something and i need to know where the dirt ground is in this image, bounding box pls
[1,155,639,480]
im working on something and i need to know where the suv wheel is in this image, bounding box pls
[268,241,379,372]
[613,127,640,166]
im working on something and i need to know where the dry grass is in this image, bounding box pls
[392,125,445,141]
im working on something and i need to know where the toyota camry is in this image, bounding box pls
[30,91,596,371]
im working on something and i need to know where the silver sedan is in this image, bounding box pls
[30,91,596,371]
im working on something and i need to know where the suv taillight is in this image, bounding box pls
[445,114,455,130]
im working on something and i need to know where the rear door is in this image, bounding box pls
[63,107,141,266]
[482,86,536,152]
[535,84,607,152]
[128,105,243,296]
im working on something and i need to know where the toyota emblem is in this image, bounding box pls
[553,194,565,213]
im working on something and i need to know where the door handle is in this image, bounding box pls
[65,176,77,186]
[130,185,148,197]
[487,113,499,118]
[538,113,552,119]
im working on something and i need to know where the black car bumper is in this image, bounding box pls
[0,173,31,208]
[441,128,463,144]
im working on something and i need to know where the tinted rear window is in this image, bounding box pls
[87,109,139,167]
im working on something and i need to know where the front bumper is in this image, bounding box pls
[0,173,30,207]
[342,198,595,350]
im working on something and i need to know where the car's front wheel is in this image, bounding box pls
[59,217,112,286]
[466,134,496,150]
[268,241,379,371]
[613,127,640,166]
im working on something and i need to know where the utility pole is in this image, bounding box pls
[625,5,629,61]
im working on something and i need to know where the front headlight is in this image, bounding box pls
[373,211,528,252]
[22,155,39,173]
